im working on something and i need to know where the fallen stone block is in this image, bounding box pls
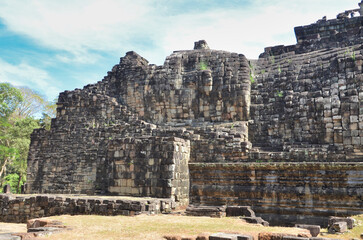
[27,218,62,229]
[258,233,310,240]
[237,235,254,240]
[163,235,198,240]
[164,236,182,240]
[185,205,226,218]
[328,222,347,234]
[295,224,320,237]
[310,237,342,240]
[226,206,256,217]
[12,233,38,240]
[242,217,269,227]
[0,233,21,240]
[328,217,355,229]
[209,233,239,240]
[28,227,62,233]
[259,233,292,240]
[282,237,309,240]
[196,234,210,240]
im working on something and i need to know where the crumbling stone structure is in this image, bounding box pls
[27,3,363,226]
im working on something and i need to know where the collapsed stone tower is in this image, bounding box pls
[27,4,363,226]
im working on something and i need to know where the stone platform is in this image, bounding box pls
[190,162,363,227]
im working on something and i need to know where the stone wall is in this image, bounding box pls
[250,19,363,155]
[294,16,363,53]
[0,194,175,223]
[108,137,190,206]
[189,162,363,226]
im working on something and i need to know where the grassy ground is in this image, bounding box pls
[1,214,362,239]
[44,214,309,240]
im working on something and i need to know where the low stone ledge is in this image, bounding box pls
[209,233,254,240]
[226,206,255,217]
[0,194,175,223]
[185,205,226,218]
[258,232,312,240]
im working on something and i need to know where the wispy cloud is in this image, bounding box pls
[0,0,359,102]
[0,58,60,100]
[0,0,358,63]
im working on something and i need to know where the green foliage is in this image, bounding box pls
[345,48,356,62]
[276,91,284,98]
[278,65,282,74]
[269,55,275,64]
[249,72,255,84]
[0,83,23,119]
[0,83,51,193]
[0,173,24,193]
[249,62,256,84]
[199,61,208,70]
[32,97,56,130]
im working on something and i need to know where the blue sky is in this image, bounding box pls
[0,0,359,101]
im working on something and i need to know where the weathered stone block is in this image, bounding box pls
[328,217,355,229]
[209,233,239,240]
[282,237,308,240]
[328,222,347,234]
[242,217,269,227]
[295,224,320,237]
[226,206,255,217]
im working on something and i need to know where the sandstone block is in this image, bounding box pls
[226,206,255,217]
[328,217,355,229]
[258,233,293,240]
[328,222,347,234]
[295,224,320,237]
[282,237,308,240]
[209,233,240,240]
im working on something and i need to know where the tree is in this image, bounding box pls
[12,87,47,119]
[0,83,23,189]
[9,118,40,192]
[0,83,23,119]
[0,83,55,193]
[39,98,57,130]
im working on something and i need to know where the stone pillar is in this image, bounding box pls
[194,40,210,50]
[359,0,363,16]
[3,184,11,194]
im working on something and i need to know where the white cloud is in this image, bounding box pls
[0,0,359,64]
[0,58,60,100]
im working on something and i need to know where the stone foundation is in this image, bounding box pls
[0,194,175,223]
[189,162,363,226]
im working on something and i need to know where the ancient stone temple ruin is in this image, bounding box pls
[27,4,363,226]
